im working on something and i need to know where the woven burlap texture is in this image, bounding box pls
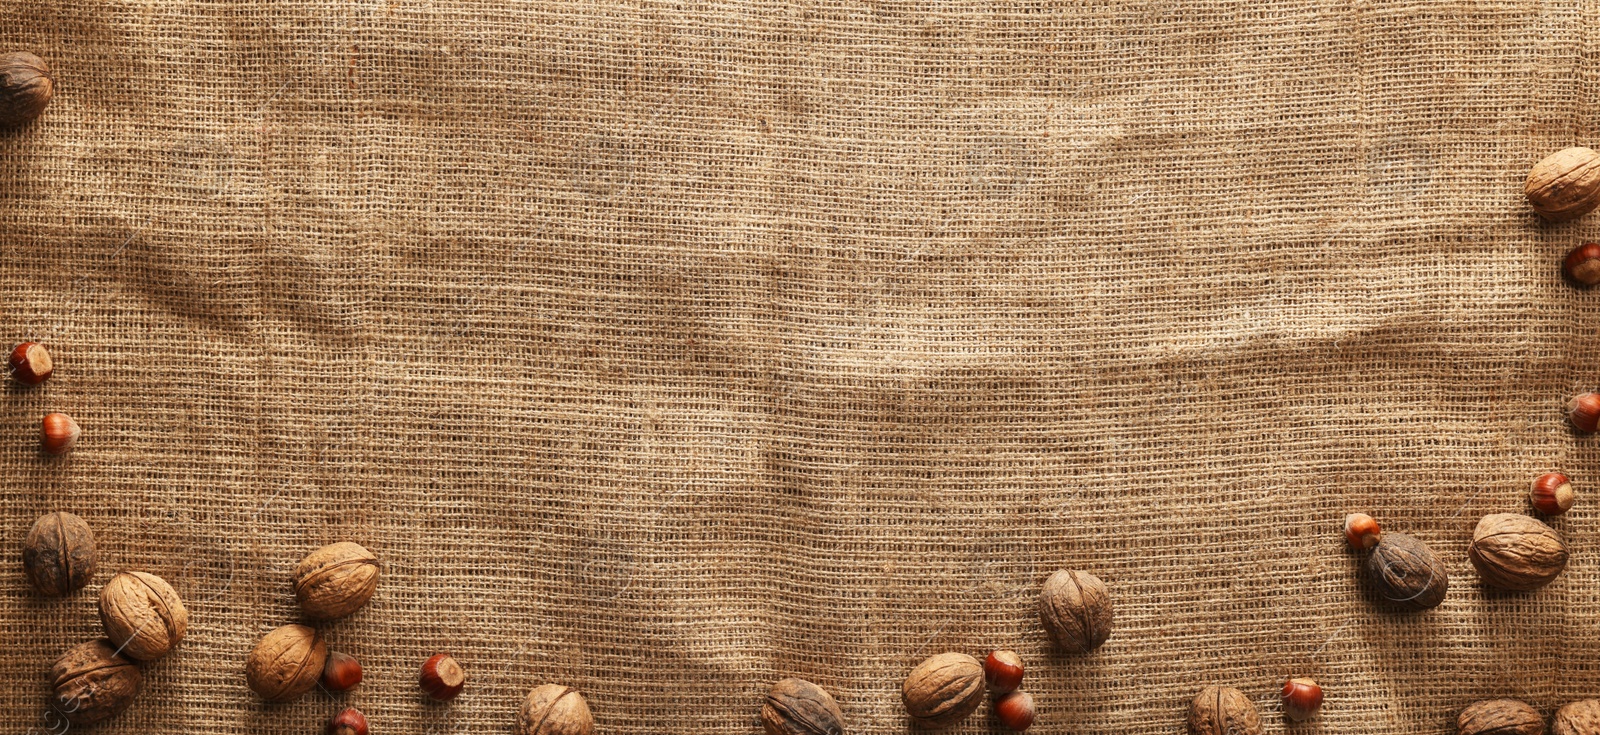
[2,0,1597,732]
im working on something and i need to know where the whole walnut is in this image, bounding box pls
[901,652,985,729]
[1038,569,1113,653]
[516,683,595,735]
[0,52,53,129]
[22,511,96,596]
[245,624,327,702]
[1553,700,1600,735]
[293,541,379,620]
[1458,699,1543,735]
[1469,513,1568,591]
[762,678,845,735]
[1527,147,1600,222]
[98,571,188,660]
[1365,532,1449,610]
[49,639,142,726]
[1187,686,1262,735]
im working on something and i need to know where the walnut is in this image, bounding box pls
[516,684,595,735]
[98,571,187,660]
[901,653,984,729]
[1553,700,1600,735]
[1458,699,1543,735]
[1365,532,1449,610]
[1038,569,1113,653]
[1468,513,1568,591]
[0,52,53,129]
[1187,686,1262,735]
[245,624,327,702]
[49,639,142,726]
[293,541,379,620]
[22,511,96,597]
[1527,147,1600,222]
[762,678,845,735]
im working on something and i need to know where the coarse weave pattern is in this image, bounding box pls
[0,0,1595,733]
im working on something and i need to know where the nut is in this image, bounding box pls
[10,342,52,386]
[1344,513,1382,550]
[22,511,95,596]
[1038,569,1112,653]
[1553,700,1600,735]
[516,684,595,735]
[1567,243,1600,286]
[1187,686,1262,735]
[293,541,379,620]
[994,691,1035,732]
[321,651,363,693]
[1527,147,1600,221]
[0,52,53,129]
[327,707,369,735]
[1458,699,1543,735]
[1572,393,1600,432]
[99,571,187,660]
[49,639,142,726]
[1365,532,1449,610]
[41,412,79,455]
[1532,473,1576,516]
[1469,513,1569,591]
[983,650,1024,694]
[1281,678,1323,722]
[246,624,328,702]
[420,653,465,701]
[761,677,845,735]
[901,652,985,729]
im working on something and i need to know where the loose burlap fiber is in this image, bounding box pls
[0,0,1594,732]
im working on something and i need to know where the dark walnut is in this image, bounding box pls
[1188,686,1262,735]
[1365,532,1449,610]
[1469,513,1569,591]
[99,571,188,660]
[901,652,984,729]
[1038,569,1113,653]
[50,639,142,726]
[516,684,595,735]
[0,52,53,129]
[293,541,379,620]
[245,624,327,702]
[762,678,845,735]
[1553,700,1600,735]
[1458,699,1543,735]
[22,511,96,596]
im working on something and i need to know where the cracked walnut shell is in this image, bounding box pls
[1458,699,1543,735]
[98,571,187,661]
[294,541,379,620]
[50,639,142,726]
[763,678,845,735]
[1468,513,1568,592]
[516,684,595,735]
[1188,686,1262,735]
[1038,569,1112,653]
[901,653,985,729]
[246,624,327,702]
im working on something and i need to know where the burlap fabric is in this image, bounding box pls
[0,0,1594,732]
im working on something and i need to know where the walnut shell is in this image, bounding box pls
[1468,513,1568,591]
[22,511,96,596]
[98,571,188,660]
[1038,569,1113,653]
[1458,699,1544,735]
[1187,686,1262,735]
[1527,147,1600,222]
[49,639,142,726]
[293,541,379,620]
[245,624,327,702]
[1553,700,1600,735]
[516,684,595,735]
[901,652,984,729]
[762,678,845,735]
[1365,532,1449,610]
[0,52,53,129]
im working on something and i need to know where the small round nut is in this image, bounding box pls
[1188,686,1262,735]
[1527,147,1600,221]
[246,624,328,702]
[516,684,595,735]
[1532,472,1576,516]
[328,707,369,735]
[0,52,53,129]
[1553,699,1600,735]
[1469,513,1569,591]
[98,571,187,660]
[22,511,96,596]
[1344,513,1382,550]
[1458,699,1543,735]
[10,342,52,386]
[1572,393,1600,433]
[1365,532,1449,611]
[1038,569,1112,653]
[1281,678,1323,722]
[50,639,142,726]
[321,651,363,693]
[420,653,466,701]
[1567,243,1600,286]
[761,677,845,735]
[983,650,1024,694]
[41,412,79,455]
[901,652,985,729]
[293,541,379,620]
[994,691,1035,732]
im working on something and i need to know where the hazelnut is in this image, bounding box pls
[246,624,328,702]
[420,653,465,701]
[98,571,187,660]
[994,691,1035,732]
[1188,686,1262,735]
[1344,513,1382,550]
[983,650,1024,694]
[901,652,985,729]
[1281,678,1323,722]
[1572,393,1600,433]
[1038,569,1113,653]
[293,541,379,620]
[1527,147,1600,221]
[1566,243,1600,286]
[761,677,845,735]
[22,510,95,596]
[328,707,369,735]
[1532,472,1576,516]
[10,342,52,386]
[49,639,142,726]
[1553,700,1600,735]
[41,412,79,455]
[516,684,595,735]
[1458,699,1543,735]
[1468,512,1568,591]
[321,651,363,693]
[0,52,53,129]
[1365,532,1449,611]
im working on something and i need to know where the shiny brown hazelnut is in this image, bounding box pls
[41,412,79,455]
[994,691,1035,732]
[293,541,379,620]
[10,342,52,385]
[98,571,187,660]
[983,650,1024,694]
[327,707,368,735]
[321,651,363,693]
[1344,513,1381,550]
[1532,472,1576,516]
[22,511,95,596]
[50,639,142,726]
[1282,678,1323,722]
[1572,393,1600,433]
[0,52,53,129]
[1566,243,1600,285]
[246,624,327,702]
[420,653,465,701]
[516,684,595,735]
[761,677,845,735]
